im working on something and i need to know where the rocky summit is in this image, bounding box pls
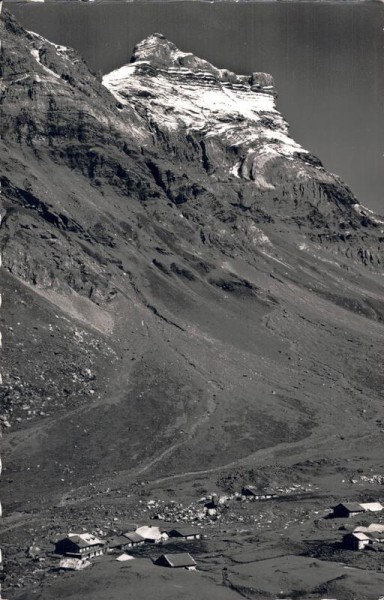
[1,9,384,599]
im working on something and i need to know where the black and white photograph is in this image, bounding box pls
[0,0,384,598]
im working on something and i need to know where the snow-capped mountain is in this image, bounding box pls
[2,10,384,599]
[102,33,383,267]
[1,14,384,589]
[104,34,304,189]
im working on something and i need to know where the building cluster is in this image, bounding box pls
[54,525,201,571]
[49,493,384,577]
[51,486,282,573]
[329,501,384,552]
[343,524,384,551]
[52,487,282,572]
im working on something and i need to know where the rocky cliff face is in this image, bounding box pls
[1,15,382,302]
[1,9,384,525]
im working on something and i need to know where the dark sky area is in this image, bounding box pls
[6,1,384,214]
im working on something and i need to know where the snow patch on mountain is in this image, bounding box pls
[30,46,61,81]
[352,203,384,227]
[28,30,74,83]
[230,163,241,178]
[29,30,70,56]
[53,42,71,58]
[104,58,277,135]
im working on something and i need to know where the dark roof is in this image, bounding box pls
[242,486,275,495]
[241,485,276,496]
[157,553,196,568]
[56,536,89,549]
[334,502,364,513]
[123,531,145,543]
[107,535,131,548]
[168,527,200,537]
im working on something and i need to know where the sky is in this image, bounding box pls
[7,1,384,214]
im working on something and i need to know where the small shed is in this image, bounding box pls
[154,553,197,570]
[168,527,201,540]
[331,503,365,519]
[241,486,259,498]
[343,531,371,551]
[122,532,145,547]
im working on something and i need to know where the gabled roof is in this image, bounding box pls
[242,486,274,495]
[333,502,365,513]
[360,502,383,512]
[116,553,135,562]
[158,553,196,568]
[107,535,132,548]
[67,533,104,547]
[168,527,200,537]
[136,526,163,540]
[355,523,384,534]
[123,531,145,543]
[242,486,258,493]
[367,523,384,533]
[350,532,370,541]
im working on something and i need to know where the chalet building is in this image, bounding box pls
[55,533,104,560]
[154,553,197,570]
[135,526,168,544]
[241,486,278,500]
[343,531,371,551]
[241,486,258,497]
[106,535,137,553]
[122,531,145,548]
[167,527,201,540]
[331,502,365,519]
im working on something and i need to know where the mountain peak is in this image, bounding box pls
[129,32,273,92]
[130,32,222,75]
